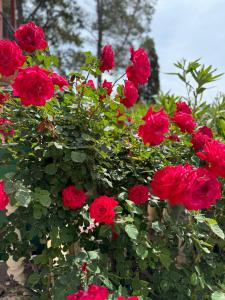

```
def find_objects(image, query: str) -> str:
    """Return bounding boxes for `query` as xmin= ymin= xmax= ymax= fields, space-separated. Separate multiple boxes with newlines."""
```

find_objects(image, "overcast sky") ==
xmin=152 ymin=0 xmax=225 ymax=101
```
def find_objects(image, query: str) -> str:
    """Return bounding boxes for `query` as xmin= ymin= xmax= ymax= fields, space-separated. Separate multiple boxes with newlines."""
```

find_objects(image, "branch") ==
xmin=25 ymin=0 xmax=44 ymax=21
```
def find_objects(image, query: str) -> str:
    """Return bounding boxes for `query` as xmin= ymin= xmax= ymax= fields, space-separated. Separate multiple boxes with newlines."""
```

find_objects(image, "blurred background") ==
xmin=0 ymin=0 xmax=224 ymax=101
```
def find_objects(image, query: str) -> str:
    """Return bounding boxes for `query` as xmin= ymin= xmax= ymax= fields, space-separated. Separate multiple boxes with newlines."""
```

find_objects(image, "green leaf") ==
xmin=28 ymin=273 xmax=40 ymax=286
xmin=159 ymin=250 xmax=172 ymax=270
xmin=206 ymin=219 xmax=224 ymax=239
xmin=34 ymin=188 xmax=52 ymax=207
xmin=45 ymin=163 xmax=58 ymax=175
xmin=152 ymin=221 xmax=163 ymax=233
xmin=125 ymin=224 xmax=138 ymax=240
xmin=87 ymin=250 xmax=100 ymax=260
xmin=14 ymin=185 xmax=32 ymax=207
xmin=136 ymin=244 xmax=148 ymax=259
xmin=211 ymin=291 xmax=225 ymax=300
xmin=0 ymin=210 xmax=7 ymax=227
xmin=71 ymin=151 xmax=87 ymax=163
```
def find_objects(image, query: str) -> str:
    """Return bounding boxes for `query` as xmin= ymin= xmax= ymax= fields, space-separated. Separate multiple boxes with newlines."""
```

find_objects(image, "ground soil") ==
xmin=0 ymin=263 xmax=32 ymax=300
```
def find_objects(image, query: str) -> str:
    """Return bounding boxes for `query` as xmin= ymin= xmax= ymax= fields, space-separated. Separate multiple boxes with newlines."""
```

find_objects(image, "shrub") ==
xmin=0 ymin=24 xmax=224 ymax=300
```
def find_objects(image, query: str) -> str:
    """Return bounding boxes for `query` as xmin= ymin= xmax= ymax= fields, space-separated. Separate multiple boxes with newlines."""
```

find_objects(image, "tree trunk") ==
xmin=16 ymin=0 xmax=24 ymax=25
xmin=96 ymin=0 xmax=103 ymax=86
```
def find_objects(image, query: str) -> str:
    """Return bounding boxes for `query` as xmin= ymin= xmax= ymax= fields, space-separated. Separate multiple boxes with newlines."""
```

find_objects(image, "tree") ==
xmin=139 ymin=38 xmax=160 ymax=101
xmin=16 ymin=0 xmax=160 ymax=96
xmin=16 ymin=0 xmax=84 ymax=70
xmin=91 ymin=0 xmax=158 ymax=88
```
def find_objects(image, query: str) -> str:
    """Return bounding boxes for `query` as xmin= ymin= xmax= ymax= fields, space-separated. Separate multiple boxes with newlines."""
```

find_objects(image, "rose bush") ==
xmin=0 ymin=23 xmax=224 ymax=300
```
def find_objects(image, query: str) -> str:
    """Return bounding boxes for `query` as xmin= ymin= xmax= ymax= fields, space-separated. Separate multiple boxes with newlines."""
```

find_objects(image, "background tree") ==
xmin=139 ymin=38 xmax=160 ymax=101
xmin=16 ymin=0 xmax=159 ymax=97
xmin=91 ymin=0 xmax=159 ymax=91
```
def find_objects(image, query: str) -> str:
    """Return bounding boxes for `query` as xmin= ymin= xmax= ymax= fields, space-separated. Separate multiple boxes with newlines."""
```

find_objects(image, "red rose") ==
xmin=128 ymin=184 xmax=150 ymax=205
xmin=102 ymin=79 xmax=113 ymax=95
xmin=85 ymin=79 xmax=95 ymax=89
xmin=172 ymin=111 xmax=196 ymax=133
xmin=191 ymin=126 xmax=213 ymax=152
xmin=118 ymin=297 xmax=139 ymax=300
xmin=183 ymin=167 xmax=221 ymax=210
xmin=0 ymin=40 xmax=26 ymax=76
xmin=14 ymin=21 xmax=47 ymax=53
xmin=197 ymin=139 xmax=225 ymax=178
xmin=12 ymin=66 xmax=54 ymax=106
xmin=67 ymin=284 xmax=109 ymax=300
xmin=176 ymin=101 xmax=192 ymax=114
xmin=120 ymin=80 xmax=139 ymax=108
xmin=138 ymin=107 xmax=169 ymax=146
xmin=62 ymin=185 xmax=86 ymax=210
xmin=151 ymin=165 xmax=221 ymax=210
xmin=126 ymin=47 xmax=151 ymax=86
xmin=0 ymin=118 xmax=14 ymax=136
xmin=89 ymin=195 xmax=118 ymax=224
xmin=151 ymin=165 xmax=191 ymax=205
xmin=0 ymin=181 xmax=9 ymax=210
xmin=51 ymin=72 xmax=68 ymax=90
xmin=100 ymin=45 xmax=115 ymax=72
xmin=0 ymin=93 xmax=9 ymax=105
xmin=168 ymin=134 xmax=180 ymax=142
xmin=198 ymin=125 xmax=213 ymax=137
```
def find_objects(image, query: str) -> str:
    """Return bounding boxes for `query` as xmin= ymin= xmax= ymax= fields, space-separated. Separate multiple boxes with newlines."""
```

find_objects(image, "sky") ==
xmin=152 ymin=0 xmax=225 ymax=101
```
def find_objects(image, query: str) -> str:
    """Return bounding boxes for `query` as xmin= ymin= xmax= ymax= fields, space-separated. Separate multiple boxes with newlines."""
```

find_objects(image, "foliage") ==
xmin=0 ymin=45 xmax=225 ymax=300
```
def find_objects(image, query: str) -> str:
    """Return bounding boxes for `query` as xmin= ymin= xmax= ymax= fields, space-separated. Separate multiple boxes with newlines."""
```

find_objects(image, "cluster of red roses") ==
xmin=67 ymin=284 xmax=138 ymax=300
xmin=121 ymin=47 xmax=151 ymax=108
xmin=83 ymin=44 xmax=151 ymax=109
xmin=62 ymin=184 xmax=151 ymax=225
xmin=0 ymin=22 xmax=68 ymax=106
xmin=152 ymin=165 xmax=221 ymax=210
xmin=138 ymin=100 xmax=224 ymax=210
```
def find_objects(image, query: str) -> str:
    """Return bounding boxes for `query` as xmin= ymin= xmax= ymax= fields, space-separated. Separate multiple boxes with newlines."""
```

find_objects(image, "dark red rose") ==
xmin=62 ymin=185 xmax=86 ymax=210
xmin=183 ymin=167 xmax=221 ymax=210
xmin=0 ymin=118 xmax=14 ymax=136
xmin=172 ymin=111 xmax=196 ymax=133
xmin=102 ymin=79 xmax=113 ymax=95
xmin=12 ymin=66 xmax=54 ymax=106
xmin=197 ymin=139 xmax=225 ymax=178
xmin=176 ymin=101 xmax=192 ymax=114
xmin=14 ymin=21 xmax=47 ymax=53
xmin=51 ymin=72 xmax=68 ymax=90
xmin=0 ymin=40 xmax=26 ymax=76
xmin=126 ymin=47 xmax=151 ymax=86
xmin=120 ymin=80 xmax=139 ymax=108
xmin=138 ymin=107 xmax=169 ymax=146
xmin=168 ymin=134 xmax=180 ymax=142
xmin=67 ymin=284 xmax=109 ymax=300
xmin=0 ymin=181 xmax=9 ymax=210
xmin=191 ymin=126 xmax=213 ymax=152
xmin=89 ymin=195 xmax=118 ymax=224
xmin=0 ymin=93 xmax=9 ymax=105
xmin=100 ymin=45 xmax=115 ymax=72
xmin=128 ymin=184 xmax=150 ymax=205
xmin=198 ymin=125 xmax=213 ymax=137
